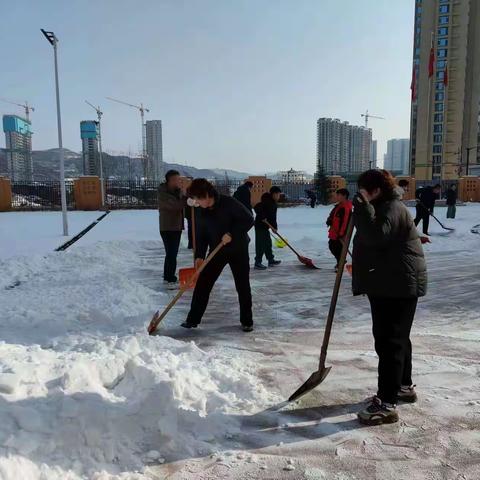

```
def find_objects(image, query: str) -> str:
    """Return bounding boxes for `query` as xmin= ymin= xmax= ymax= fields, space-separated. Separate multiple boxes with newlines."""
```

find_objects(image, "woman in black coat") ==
xmin=352 ymin=170 xmax=427 ymax=426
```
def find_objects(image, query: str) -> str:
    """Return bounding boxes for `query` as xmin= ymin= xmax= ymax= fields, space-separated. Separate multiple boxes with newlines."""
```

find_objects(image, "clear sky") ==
xmin=0 ymin=0 xmax=414 ymax=173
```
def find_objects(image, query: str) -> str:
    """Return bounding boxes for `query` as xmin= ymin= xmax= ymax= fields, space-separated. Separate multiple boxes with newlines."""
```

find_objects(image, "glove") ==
xmin=187 ymin=198 xmax=199 ymax=207
xmin=420 ymin=236 xmax=431 ymax=244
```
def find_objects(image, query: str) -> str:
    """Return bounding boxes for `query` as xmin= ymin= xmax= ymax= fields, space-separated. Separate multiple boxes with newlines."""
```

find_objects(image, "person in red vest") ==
xmin=326 ymin=188 xmax=352 ymax=271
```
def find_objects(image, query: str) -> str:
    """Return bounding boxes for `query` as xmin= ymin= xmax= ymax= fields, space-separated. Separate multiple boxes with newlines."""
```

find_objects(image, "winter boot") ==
xmin=268 ymin=259 xmax=282 ymax=266
xmin=180 ymin=321 xmax=198 ymax=329
xmin=242 ymin=325 xmax=254 ymax=332
xmin=397 ymin=384 xmax=418 ymax=403
xmin=357 ymin=396 xmax=399 ymax=425
xmin=254 ymin=262 xmax=267 ymax=270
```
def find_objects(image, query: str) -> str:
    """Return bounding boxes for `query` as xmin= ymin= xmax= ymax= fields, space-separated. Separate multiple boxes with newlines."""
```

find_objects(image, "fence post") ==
xmin=0 ymin=177 xmax=12 ymax=211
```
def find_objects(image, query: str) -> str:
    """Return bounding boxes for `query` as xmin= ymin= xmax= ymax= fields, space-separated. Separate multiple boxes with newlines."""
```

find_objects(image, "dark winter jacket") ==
xmin=233 ymin=184 xmax=253 ymax=212
xmin=327 ymin=200 xmax=352 ymax=240
xmin=195 ymin=194 xmax=254 ymax=259
xmin=158 ymin=183 xmax=185 ymax=231
xmin=416 ymin=186 xmax=438 ymax=211
xmin=352 ymin=191 xmax=427 ymax=298
xmin=254 ymin=192 xmax=278 ymax=230
xmin=445 ymin=188 xmax=457 ymax=206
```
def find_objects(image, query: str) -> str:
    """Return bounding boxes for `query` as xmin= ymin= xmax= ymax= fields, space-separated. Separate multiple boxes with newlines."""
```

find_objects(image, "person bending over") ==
xmin=254 ymin=186 xmax=282 ymax=270
xmin=182 ymin=179 xmax=255 ymax=332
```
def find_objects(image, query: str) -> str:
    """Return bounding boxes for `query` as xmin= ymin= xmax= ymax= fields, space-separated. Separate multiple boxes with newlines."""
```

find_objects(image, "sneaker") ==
xmin=180 ymin=321 xmax=198 ymax=329
xmin=242 ymin=325 xmax=254 ymax=332
xmin=268 ymin=260 xmax=281 ymax=266
xmin=398 ymin=384 xmax=418 ymax=403
xmin=357 ymin=396 xmax=399 ymax=425
xmin=254 ymin=263 xmax=267 ymax=270
xmin=166 ymin=282 xmax=177 ymax=290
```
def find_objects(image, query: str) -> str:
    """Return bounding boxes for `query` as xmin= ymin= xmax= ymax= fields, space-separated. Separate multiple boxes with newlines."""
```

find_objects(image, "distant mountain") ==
xmin=0 ymin=148 xmax=252 ymax=181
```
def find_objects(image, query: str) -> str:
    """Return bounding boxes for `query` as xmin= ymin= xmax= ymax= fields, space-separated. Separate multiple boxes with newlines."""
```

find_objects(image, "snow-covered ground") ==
xmin=0 ymin=204 xmax=479 ymax=480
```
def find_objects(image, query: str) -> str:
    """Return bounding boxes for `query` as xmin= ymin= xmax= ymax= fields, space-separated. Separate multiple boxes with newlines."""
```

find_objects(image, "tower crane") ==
xmin=0 ymin=98 xmax=35 ymax=121
xmin=361 ymin=110 xmax=384 ymax=128
xmin=106 ymin=97 xmax=150 ymax=178
xmin=85 ymin=100 xmax=105 ymax=206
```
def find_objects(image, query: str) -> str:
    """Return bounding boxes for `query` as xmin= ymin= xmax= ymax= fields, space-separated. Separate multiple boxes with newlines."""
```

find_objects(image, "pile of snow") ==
xmin=0 ymin=241 xmax=278 ymax=479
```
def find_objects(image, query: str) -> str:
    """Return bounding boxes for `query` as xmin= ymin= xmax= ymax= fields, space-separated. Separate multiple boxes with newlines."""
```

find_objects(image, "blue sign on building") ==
xmin=2 ymin=115 xmax=32 ymax=135
xmin=80 ymin=120 xmax=99 ymax=139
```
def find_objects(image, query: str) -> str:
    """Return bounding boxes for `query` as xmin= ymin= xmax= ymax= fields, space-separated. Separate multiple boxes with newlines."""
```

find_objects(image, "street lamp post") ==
xmin=41 ymin=28 xmax=69 ymax=236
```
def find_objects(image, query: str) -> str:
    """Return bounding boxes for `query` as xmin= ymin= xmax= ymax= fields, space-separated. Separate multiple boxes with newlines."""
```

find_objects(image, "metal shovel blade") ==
xmin=288 ymin=366 xmax=332 ymax=402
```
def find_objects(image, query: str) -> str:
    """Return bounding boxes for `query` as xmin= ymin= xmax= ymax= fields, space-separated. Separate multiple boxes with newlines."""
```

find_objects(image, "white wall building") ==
xmin=384 ymin=138 xmax=410 ymax=175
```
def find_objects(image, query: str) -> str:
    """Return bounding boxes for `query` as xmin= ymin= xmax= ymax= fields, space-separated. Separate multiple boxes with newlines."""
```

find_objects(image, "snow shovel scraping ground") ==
xmin=264 ymin=221 xmax=319 ymax=269
xmin=289 ymin=216 xmax=354 ymax=402
xmin=148 ymin=242 xmax=224 ymax=335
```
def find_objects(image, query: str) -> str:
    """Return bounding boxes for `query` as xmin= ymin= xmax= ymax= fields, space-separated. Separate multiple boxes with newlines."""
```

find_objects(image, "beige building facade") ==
xmin=410 ymin=0 xmax=480 ymax=181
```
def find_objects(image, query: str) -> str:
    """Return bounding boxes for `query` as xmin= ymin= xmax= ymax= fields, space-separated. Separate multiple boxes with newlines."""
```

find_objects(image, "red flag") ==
xmin=428 ymin=46 xmax=435 ymax=77
xmin=443 ymin=63 xmax=448 ymax=86
xmin=410 ymin=65 xmax=417 ymax=101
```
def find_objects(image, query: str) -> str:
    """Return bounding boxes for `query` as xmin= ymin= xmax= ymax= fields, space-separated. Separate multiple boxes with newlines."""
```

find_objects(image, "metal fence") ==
xmin=8 ymin=179 xmax=331 ymax=211
xmin=11 ymin=181 xmax=76 ymax=211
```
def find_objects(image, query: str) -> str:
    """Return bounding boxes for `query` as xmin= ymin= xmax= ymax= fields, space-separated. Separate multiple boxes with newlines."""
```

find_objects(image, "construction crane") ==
xmin=106 ymin=97 xmax=150 ymax=178
xmin=0 ymin=98 xmax=35 ymax=121
xmin=361 ymin=110 xmax=384 ymax=128
xmin=85 ymin=100 xmax=105 ymax=206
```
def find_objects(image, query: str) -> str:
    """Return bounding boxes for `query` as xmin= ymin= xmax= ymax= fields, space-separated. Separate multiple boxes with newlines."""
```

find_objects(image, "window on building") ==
xmin=415 ymin=47 xmax=421 ymax=57
xmin=434 ymin=124 xmax=443 ymax=133
xmin=439 ymin=15 xmax=449 ymax=25
xmin=433 ymin=145 xmax=443 ymax=153
xmin=435 ymin=92 xmax=445 ymax=101
xmin=433 ymin=134 xmax=443 ymax=143
xmin=435 ymin=103 xmax=444 ymax=112
xmin=433 ymin=155 xmax=442 ymax=163
xmin=438 ymin=38 xmax=448 ymax=47
xmin=434 ymin=113 xmax=444 ymax=122
xmin=437 ymin=60 xmax=446 ymax=69
xmin=437 ymin=49 xmax=447 ymax=57
xmin=436 ymin=82 xmax=445 ymax=91
xmin=439 ymin=5 xmax=449 ymax=13
xmin=416 ymin=6 xmax=422 ymax=13
xmin=438 ymin=27 xmax=448 ymax=36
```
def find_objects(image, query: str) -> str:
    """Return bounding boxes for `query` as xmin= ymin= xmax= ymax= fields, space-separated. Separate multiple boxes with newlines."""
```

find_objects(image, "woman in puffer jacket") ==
xmin=352 ymin=169 xmax=427 ymax=426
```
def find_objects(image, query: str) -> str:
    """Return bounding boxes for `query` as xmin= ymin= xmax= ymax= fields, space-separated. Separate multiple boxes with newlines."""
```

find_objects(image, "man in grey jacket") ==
xmin=158 ymin=170 xmax=186 ymax=286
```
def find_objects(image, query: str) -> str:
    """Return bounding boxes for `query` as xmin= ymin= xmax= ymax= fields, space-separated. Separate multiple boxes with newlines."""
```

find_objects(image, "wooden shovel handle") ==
xmin=264 ymin=220 xmax=302 ymax=258
xmin=148 ymin=241 xmax=224 ymax=334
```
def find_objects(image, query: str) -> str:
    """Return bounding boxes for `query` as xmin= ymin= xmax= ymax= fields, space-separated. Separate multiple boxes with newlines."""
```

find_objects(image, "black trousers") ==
xmin=328 ymin=239 xmax=343 ymax=266
xmin=414 ymin=205 xmax=430 ymax=234
xmin=368 ymin=296 xmax=418 ymax=404
xmin=186 ymin=245 xmax=253 ymax=327
xmin=255 ymin=228 xmax=274 ymax=264
xmin=187 ymin=217 xmax=193 ymax=249
xmin=160 ymin=231 xmax=182 ymax=282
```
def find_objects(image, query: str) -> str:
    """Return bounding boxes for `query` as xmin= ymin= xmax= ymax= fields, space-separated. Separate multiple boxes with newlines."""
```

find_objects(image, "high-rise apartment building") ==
xmin=2 ymin=115 xmax=33 ymax=181
xmin=316 ymin=118 xmax=372 ymax=175
xmin=80 ymin=121 xmax=100 ymax=176
xmin=146 ymin=120 xmax=163 ymax=181
xmin=371 ymin=140 xmax=378 ymax=169
xmin=409 ymin=0 xmax=480 ymax=180
xmin=384 ymin=139 xmax=410 ymax=175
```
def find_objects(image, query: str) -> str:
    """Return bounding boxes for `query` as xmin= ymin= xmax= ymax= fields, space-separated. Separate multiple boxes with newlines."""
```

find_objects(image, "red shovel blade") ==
xmin=298 ymin=255 xmax=320 ymax=270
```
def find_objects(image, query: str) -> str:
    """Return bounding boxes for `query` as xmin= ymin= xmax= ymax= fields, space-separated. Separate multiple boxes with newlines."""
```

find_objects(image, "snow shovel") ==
xmin=264 ymin=221 xmax=319 ymax=269
xmin=288 ymin=215 xmax=354 ymax=402
xmin=148 ymin=242 xmax=224 ymax=335
xmin=418 ymin=201 xmax=455 ymax=231
xmin=179 ymin=206 xmax=197 ymax=289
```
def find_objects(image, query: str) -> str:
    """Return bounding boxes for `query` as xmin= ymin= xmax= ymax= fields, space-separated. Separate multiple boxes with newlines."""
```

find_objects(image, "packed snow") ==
xmin=0 ymin=204 xmax=479 ymax=479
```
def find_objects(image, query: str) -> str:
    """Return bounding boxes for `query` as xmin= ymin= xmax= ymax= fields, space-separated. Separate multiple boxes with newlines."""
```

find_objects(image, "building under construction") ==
xmin=80 ymin=120 xmax=100 ymax=176
xmin=2 ymin=114 xmax=33 ymax=181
